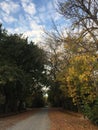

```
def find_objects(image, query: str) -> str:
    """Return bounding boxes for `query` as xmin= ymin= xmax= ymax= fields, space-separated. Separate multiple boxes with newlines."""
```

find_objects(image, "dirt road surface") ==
xmin=0 ymin=108 xmax=98 ymax=130
xmin=6 ymin=108 xmax=50 ymax=130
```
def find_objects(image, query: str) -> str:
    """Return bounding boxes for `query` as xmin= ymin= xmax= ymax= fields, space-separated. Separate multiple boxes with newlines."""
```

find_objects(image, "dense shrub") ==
xmin=83 ymin=97 xmax=98 ymax=125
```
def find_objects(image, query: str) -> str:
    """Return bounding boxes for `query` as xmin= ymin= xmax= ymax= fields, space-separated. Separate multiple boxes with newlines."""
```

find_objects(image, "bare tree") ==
xmin=58 ymin=0 xmax=98 ymax=50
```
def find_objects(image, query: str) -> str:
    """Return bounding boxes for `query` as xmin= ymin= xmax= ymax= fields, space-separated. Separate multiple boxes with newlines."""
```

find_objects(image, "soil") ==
xmin=49 ymin=108 xmax=98 ymax=130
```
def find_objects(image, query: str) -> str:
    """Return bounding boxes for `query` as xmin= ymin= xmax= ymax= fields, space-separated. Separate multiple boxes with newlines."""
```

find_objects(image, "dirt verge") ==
xmin=49 ymin=108 xmax=98 ymax=130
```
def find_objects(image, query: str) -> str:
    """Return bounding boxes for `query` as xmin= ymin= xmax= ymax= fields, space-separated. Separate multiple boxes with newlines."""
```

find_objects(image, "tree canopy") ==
xmin=0 ymin=24 xmax=47 ymax=112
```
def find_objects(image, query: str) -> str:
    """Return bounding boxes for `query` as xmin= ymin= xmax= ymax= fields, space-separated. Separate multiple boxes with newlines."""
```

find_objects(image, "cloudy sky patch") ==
xmin=0 ymin=0 xmax=66 ymax=43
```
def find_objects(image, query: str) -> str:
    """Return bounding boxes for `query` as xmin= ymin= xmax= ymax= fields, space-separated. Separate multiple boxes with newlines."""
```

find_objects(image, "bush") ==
xmin=62 ymin=97 xmax=78 ymax=112
xmin=91 ymin=97 xmax=98 ymax=125
xmin=83 ymin=97 xmax=98 ymax=125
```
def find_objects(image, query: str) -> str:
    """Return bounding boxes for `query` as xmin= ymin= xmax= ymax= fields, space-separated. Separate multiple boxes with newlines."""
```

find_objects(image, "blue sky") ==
xmin=0 ymin=0 xmax=68 ymax=43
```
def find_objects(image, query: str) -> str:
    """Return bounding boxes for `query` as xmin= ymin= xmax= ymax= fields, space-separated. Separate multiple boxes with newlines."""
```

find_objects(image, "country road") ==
xmin=0 ymin=108 xmax=98 ymax=130
xmin=7 ymin=108 xmax=50 ymax=130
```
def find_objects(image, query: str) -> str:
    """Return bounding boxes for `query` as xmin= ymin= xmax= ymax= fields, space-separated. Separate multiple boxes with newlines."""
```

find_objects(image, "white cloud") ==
xmin=1 ymin=12 xmax=16 ymax=23
xmin=39 ymin=6 xmax=46 ymax=13
xmin=0 ymin=0 xmax=20 ymax=23
xmin=37 ymin=0 xmax=62 ymax=25
xmin=21 ymin=0 xmax=36 ymax=15
xmin=23 ymin=29 xmax=44 ymax=43
xmin=8 ymin=27 xmax=25 ymax=34
xmin=23 ymin=21 xmax=44 ymax=43
xmin=23 ymin=3 xmax=36 ymax=15
xmin=30 ymin=21 xmax=43 ymax=30
xmin=47 ymin=1 xmax=54 ymax=10
xmin=0 ymin=0 xmax=64 ymax=44
xmin=7 ymin=19 xmax=44 ymax=43
xmin=0 ymin=1 xmax=20 ymax=15
xmin=4 ymin=16 xmax=16 ymax=23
